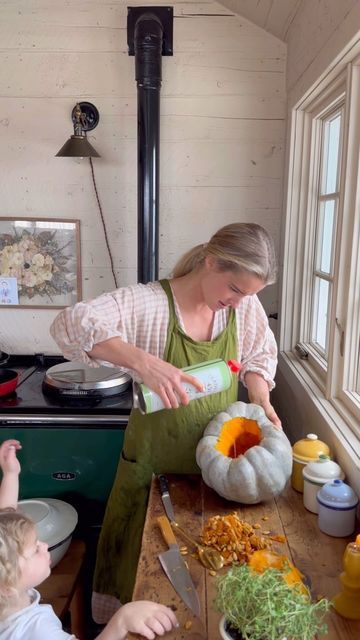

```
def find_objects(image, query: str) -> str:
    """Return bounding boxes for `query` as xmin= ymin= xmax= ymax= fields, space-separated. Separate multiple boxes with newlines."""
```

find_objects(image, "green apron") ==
xmin=93 ymin=279 xmax=238 ymax=604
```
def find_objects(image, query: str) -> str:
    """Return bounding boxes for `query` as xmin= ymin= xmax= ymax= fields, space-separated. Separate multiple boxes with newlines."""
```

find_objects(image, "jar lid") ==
xmin=302 ymin=455 xmax=345 ymax=484
xmin=292 ymin=434 xmax=331 ymax=463
xmin=317 ymin=479 xmax=359 ymax=510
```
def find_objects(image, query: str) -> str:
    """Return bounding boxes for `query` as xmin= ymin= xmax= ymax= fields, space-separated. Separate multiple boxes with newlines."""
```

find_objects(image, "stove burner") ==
xmin=43 ymin=362 xmax=132 ymax=398
xmin=0 ymin=354 xmax=133 ymax=416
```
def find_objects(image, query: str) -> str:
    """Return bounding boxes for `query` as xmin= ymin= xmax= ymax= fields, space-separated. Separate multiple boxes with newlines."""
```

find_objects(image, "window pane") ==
xmin=316 ymin=200 xmax=335 ymax=274
xmin=311 ymin=277 xmax=329 ymax=352
xmin=321 ymin=113 xmax=341 ymax=195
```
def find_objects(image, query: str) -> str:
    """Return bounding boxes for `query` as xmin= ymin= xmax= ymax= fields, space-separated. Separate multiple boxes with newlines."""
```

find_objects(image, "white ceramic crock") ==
xmin=302 ymin=455 xmax=345 ymax=514
xmin=317 ymin=479 xmax=359 ymax=537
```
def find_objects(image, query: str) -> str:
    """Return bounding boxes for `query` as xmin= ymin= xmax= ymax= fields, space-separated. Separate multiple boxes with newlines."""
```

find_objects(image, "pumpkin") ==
xmin=249 ymin=550 xmax=309 ymax=595
xmin=195 ymin=401 xmax=292 ymax=504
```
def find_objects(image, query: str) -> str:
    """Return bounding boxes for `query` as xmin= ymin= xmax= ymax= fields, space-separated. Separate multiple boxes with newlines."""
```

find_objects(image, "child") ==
xmin=0 ymin=441 xmax=178 ymax=640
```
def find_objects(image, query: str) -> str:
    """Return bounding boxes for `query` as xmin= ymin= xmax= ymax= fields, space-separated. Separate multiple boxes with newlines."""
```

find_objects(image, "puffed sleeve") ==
xmin=50 ymin=282 xmax=169 ymax=367
xmin=50 ymin=288 xmax=136 ymax=366
xmin=236 ymin=295 xmax=278 ymax=390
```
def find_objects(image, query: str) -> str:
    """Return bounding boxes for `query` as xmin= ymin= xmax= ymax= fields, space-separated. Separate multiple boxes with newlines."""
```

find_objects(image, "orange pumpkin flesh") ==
xmin=249 ymin=550 xmax=309 ymax=595
xmin=215 ymin=417 xmax=262 ymax=458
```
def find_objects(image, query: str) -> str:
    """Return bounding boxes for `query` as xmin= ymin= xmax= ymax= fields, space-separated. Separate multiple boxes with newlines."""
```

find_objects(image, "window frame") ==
xmin=280 ymin=54 xmax=360 ymax=439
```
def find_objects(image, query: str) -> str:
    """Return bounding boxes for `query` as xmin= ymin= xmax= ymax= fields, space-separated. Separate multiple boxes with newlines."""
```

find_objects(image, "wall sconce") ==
xmin=56 ymin=102 xmax=101 ymax=158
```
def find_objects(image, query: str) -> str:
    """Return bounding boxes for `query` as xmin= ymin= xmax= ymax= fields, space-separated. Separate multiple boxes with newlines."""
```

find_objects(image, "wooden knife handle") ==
xmin=157 ymin=515 xmax=177 ymax=547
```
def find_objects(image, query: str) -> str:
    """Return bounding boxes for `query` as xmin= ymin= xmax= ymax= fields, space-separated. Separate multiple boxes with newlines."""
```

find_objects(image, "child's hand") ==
xmin=120 ymin=601 xmax=178 ymax=638
xmin=0 ymin=440 xmax=21 ymax=475
xmin=101 ymin=601 xmax=179 ymax=640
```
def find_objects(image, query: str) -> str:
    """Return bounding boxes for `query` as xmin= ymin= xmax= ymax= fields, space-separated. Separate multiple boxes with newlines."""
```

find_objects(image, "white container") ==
xmin=303 ymin=455 xmax=345 ymax=514
xmin=317 ymin=480 xmax=359 ymax=537
xmin=18 ymin=498 xmax=78 ymax=567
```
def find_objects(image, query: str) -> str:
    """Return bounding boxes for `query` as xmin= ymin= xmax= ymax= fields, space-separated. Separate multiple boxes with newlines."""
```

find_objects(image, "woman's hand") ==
xmin=244 ymin=372 xmax=282 ymax=428
xmin=97 ymin=601 xmax=179 ymax=640
xmin=88 ymin=338 xmax=204 ymax=409
xmin=140 ymin=353 xmax=204 ymax=409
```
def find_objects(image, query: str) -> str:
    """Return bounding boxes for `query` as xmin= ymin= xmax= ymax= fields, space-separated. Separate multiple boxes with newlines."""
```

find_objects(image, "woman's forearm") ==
xmin=245 ymin=372 xmax=281 ymax=427
xmin=245 ymin=372 xmax=271 ymax=404
xmin=88 ymin=336 xmax=148 ymax=375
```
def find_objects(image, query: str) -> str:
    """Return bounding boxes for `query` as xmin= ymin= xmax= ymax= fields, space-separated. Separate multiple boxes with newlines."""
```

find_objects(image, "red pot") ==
xmin=0 ymin=370 xmax=19 ymax=397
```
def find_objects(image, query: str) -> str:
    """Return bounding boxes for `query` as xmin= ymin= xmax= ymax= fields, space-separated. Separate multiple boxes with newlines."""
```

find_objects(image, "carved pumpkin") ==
xmin=196 ymin=401 xmax=292 ymax=504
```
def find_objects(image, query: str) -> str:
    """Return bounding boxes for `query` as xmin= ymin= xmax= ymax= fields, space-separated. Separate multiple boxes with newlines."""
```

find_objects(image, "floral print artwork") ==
xmin=0 ymin=219 xmax=80 ymax=307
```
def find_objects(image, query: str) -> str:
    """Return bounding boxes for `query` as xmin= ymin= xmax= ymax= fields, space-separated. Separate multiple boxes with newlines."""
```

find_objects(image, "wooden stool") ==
xmin=40 ymin=539 xmax=86 ymax=640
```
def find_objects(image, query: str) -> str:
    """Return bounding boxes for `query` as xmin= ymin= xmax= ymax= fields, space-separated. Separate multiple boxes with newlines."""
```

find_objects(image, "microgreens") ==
xmin=215 ymin=565 xmax=330 ymax=640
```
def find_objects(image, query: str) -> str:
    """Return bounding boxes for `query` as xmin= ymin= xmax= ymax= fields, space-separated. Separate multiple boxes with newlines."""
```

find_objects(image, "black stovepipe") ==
xmin=134 ymin=13 xmax=163 ymax=284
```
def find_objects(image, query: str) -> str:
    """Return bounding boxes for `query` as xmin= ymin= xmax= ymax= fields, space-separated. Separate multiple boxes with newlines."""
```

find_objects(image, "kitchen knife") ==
xmin=158 ymin=474 xmax=175 ymax=522
xmin=157 ymin=515 xmax=201 ymax=617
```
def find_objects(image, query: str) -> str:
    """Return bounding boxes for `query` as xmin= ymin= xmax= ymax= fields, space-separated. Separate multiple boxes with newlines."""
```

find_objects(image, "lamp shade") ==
xmin=56 ymin=134 xmax=100 ymax=158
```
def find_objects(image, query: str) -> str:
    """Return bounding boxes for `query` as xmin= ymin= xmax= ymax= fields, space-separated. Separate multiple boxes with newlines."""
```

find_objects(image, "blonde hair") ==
xmin=0 ymin=509 xmax=34 ymax=619
xmin=172 ymin=223 xmax=277 ymax=284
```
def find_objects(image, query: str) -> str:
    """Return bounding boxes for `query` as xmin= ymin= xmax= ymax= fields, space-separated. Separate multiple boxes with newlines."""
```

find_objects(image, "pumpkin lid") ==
xmin=292 ymin=433 xmax=331 ymax=463
xmin=302 ymin=454 xmax=344 ymax=483
xmin=317 ymin=479 xmax=359 ymax=509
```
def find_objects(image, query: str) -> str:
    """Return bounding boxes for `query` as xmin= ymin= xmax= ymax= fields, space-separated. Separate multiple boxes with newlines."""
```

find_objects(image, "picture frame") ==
xmin=0 ymin=217 xmax=81 ymax=308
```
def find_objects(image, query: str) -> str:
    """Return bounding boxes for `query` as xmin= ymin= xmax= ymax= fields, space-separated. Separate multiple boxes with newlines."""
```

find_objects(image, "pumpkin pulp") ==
xmin=215 ymin=417 xmax=262 ymax=458
xmin=249 ymin=550 xmax=309 ymax=595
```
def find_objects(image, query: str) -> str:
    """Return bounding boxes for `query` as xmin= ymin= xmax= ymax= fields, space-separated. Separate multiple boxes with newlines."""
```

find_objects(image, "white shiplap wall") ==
xmin=0 ymin=0 xmax=285 ymax=355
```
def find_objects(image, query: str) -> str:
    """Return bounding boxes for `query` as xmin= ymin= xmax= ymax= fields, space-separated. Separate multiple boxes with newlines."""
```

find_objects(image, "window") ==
xmin=281 ymin=54 xmax=360 ymax=437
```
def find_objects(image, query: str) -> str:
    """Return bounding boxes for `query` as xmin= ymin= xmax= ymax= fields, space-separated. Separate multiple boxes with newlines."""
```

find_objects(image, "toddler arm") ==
xmin=0 ymin=439 xmax=21 ymax=509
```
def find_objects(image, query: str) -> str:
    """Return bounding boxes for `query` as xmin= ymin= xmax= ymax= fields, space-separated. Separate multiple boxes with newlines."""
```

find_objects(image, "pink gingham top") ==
xmin=50 ymin=281 xmax=277 ymax=390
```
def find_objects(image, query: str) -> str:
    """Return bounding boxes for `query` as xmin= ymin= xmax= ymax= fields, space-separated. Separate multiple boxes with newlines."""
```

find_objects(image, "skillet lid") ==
xmin=43 ymin=361 xmax=131 ymax=397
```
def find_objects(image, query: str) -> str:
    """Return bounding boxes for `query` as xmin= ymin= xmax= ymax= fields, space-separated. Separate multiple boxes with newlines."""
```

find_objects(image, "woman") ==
xmin=50 ymin=223 xmax=280 ymax=622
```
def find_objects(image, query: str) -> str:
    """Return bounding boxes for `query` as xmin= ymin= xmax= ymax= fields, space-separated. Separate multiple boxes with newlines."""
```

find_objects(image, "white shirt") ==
xmin=50 ymin=280 xmax=277 ymax=389
xmin=0 ymin=589 xmax=77 ymax=640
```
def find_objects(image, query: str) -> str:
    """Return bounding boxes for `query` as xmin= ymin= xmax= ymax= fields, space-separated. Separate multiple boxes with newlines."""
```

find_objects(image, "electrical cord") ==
xmin=89 ymin=157 xmax=118 ymax=289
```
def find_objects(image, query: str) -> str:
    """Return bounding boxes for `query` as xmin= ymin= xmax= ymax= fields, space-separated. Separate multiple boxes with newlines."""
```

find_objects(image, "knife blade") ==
xmin=157 ymin=515 xmax=201 ymax=617
xmin=158 ymin=474 xmax=175 ymax=522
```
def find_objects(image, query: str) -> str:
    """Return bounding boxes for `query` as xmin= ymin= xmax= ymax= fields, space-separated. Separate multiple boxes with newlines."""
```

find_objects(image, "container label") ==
xmin=142 ymin=360 xmax=231 ymax=413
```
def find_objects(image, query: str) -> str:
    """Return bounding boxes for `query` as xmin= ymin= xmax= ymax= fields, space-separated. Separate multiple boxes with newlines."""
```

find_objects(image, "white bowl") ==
xmin=18 ymin=498 xmax=78 ymax=567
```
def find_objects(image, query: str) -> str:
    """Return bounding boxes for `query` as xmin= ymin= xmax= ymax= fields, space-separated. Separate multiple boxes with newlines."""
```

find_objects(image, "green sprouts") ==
xmin=215 ymin=565 xmax=330 ymax=640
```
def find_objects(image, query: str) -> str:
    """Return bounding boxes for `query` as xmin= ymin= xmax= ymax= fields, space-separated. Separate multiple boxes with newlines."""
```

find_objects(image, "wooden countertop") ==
xmin=130 ymin=475 xmax=360 ymax=640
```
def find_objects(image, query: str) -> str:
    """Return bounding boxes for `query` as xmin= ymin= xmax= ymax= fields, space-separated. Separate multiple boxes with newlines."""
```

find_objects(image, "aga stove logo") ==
xmin=52 ymin=471 xmax=77 ymax=481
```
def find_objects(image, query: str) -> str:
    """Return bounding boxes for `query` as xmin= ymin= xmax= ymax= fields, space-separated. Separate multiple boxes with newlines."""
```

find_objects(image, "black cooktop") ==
xmin=0 ymin=354 xmax=133 ymax=416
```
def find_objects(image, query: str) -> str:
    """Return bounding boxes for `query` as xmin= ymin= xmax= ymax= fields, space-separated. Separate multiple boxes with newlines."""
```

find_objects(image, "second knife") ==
xmin=157 ymin=514 xmax=201 ymax=617
xmin=158 ymin=474 xmax=175 ymax=522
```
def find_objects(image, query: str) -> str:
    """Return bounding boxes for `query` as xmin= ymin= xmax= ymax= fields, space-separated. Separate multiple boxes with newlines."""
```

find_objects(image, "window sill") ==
xmin=275 ymin=351 xmax=360 ymax=495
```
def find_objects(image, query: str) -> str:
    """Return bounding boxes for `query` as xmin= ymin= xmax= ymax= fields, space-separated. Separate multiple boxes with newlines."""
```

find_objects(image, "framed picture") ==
xmin=0 ymin=218 xmax=81 ymax=308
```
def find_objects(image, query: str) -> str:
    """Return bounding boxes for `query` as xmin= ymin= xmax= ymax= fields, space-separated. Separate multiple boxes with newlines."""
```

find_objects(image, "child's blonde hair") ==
xmin=0 ymin=509 xmax=34 ymax=619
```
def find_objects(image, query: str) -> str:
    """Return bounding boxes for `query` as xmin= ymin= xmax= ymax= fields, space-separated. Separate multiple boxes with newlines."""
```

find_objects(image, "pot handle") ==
xmin=0 ymin=351 xmax=10 ymax=366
